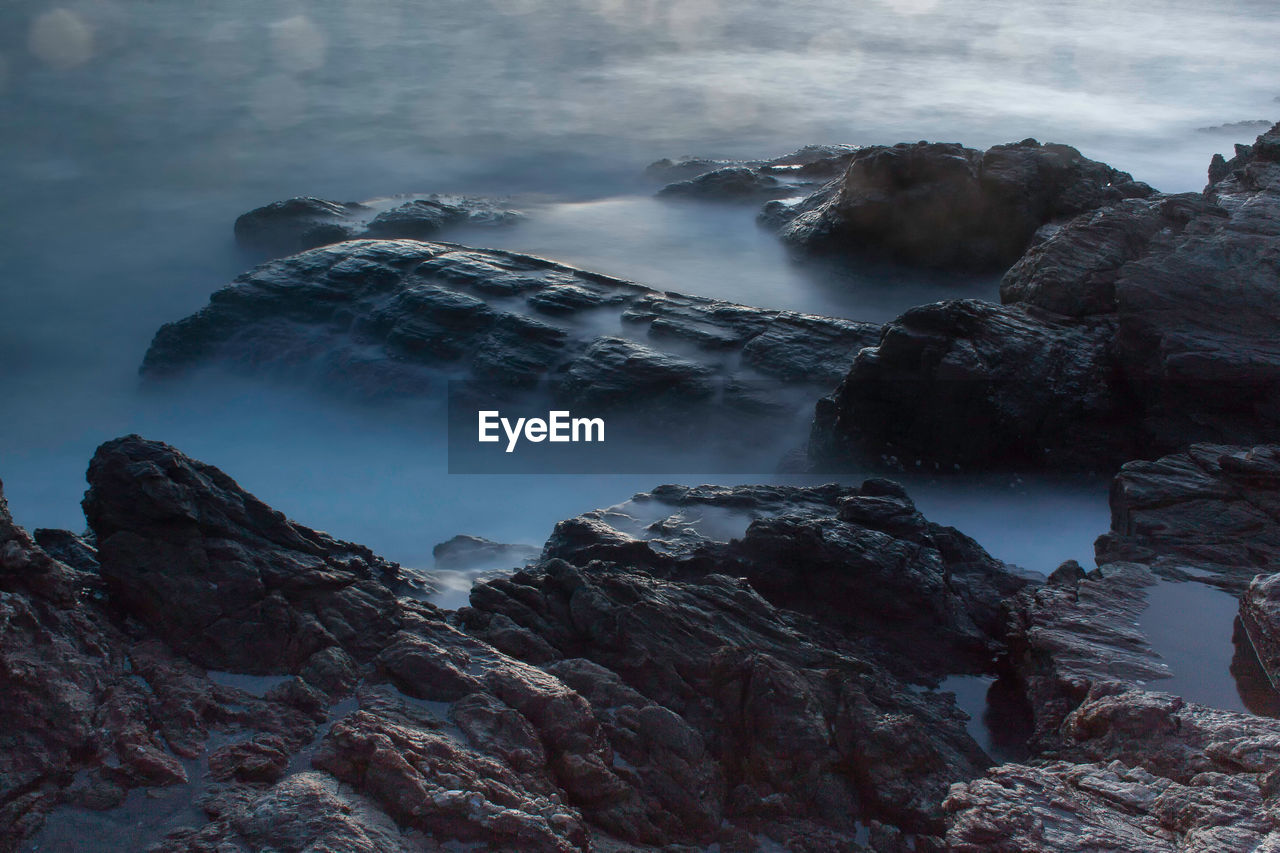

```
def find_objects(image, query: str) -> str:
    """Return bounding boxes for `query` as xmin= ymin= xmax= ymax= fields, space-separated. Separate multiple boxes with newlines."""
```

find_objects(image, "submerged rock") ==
xmin=234 ymin=194 xmax=522 ymax=258
xmin=432 ymin=534 xmax=540 ymax=571
xmin=811 ymin=124 xmax=1280 ymax=471
xmin=657 ymin=166 xmax=791 ymax=201
xmin=770 ymin=138 xmax=1151 ymax=270
xmin=650 ymin=144 xmax=859 ymax=202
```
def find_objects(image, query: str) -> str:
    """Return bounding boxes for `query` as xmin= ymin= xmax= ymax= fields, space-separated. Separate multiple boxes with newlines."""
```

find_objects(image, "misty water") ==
xmin=2 ymin=0 xmax=1278 ymax=719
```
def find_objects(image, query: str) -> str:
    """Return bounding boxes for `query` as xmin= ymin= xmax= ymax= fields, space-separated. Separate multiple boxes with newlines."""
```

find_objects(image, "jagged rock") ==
xmin=141 ymin=239 xmax=878 ymax=461
xmin=809 ymin=299 xmax=1136 ymax=470
xmin=234 ymin=194 xmax=521 ymax=258
xmin=535 ymin=481 xmax=1028 ymax=677
xmin=31 ymin=528 xmax=98 ymax=573
xmin=7 ymin=441 xmax=1020 ymax=850
xmin=811 ymin=124 xmax=1280 ymax=471
xmin=771 ymin=138 xmax=1151 ymax=270
xmin=1098 ymin=444 xmax=1280 ymax=589
xmin=82 ymin=435 xmax=411 ymax=674
xmin=463 ymin=559 xmax=992 ymax=840
xmin=944 ymin=684 xmax=1280 ymax=852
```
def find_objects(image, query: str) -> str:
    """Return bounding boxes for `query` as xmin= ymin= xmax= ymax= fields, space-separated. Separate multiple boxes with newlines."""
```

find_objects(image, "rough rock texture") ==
xmin=812 ymin=124 xmax=1280 ymax=471
xmin=537 ymin=481 xmax=1028 ymax=677
xmin=142 ymin=239 xmax=879 ymax=460
xmin=945 ymin=685 xmax=1280 ymax=852
xmin=5 ymin=440 xmax=1024 ymax=851
xmin=771 ymin=138 xmax=1152 ymax=270
xmin=234 ymin=194 xmax=521 ymax=258
xmin=83 ymin=435 xmax=410 ymax=674
xmin=1099 ymin=444 xmax=1280 ymax=590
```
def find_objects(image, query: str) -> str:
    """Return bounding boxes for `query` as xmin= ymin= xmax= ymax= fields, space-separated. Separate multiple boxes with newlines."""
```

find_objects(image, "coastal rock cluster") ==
xmin=811 ymin=123 xmax=1280 ymax=471
xmin=3 ymin=436 xmax=1030 ymax=851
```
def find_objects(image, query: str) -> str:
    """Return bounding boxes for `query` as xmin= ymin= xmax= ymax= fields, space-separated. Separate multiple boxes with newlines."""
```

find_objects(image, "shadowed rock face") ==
xmin=233 ymin=194 xmax=522 ymax=258
xmin=769 ymin=138 xmax=1152 ymax=270
xmin=83 ymin=435 xmax=409 ymax=675
xmin=5 ymin=439 xmax=1021 ymax=851
xmin=536 ymin=481 xmax=1028 ymax=679
xmin=812 ymin=124 xmax=1280 ymax=472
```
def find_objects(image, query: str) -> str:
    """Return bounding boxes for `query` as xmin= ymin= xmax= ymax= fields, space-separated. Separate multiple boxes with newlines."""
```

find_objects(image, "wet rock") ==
xmin=82 ymin=435 xmax=408 ymax=674
xmin=945 ymin=684 xmax=1280 ymax=852
xmin=31 ymin=528 xmax=99 ymax=573
xmin=141 ymin=239 xmax=878 ymax=460
xmin=811 ymin=124 xmax=1280 ymax=471
xmin=1098 ymin=444 xmax=1280 ymax=589
xmin=463 ymin=558 xmax=992 ymax=840
xmin=234 ymin=194 xmax=521 ymax=258
xmin=645 ymin=144 xmax=857 ymax=186
xmin=773 ymin=139 xmax=1151 ymax=270
xmin=810 ymin=299 xmax=1135 ymax=471
xmin=657 ymin=166 xmax=791 ymax=201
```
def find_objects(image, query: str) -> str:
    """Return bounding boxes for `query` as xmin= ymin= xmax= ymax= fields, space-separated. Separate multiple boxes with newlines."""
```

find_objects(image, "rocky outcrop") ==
xmin=234 ymin=194 xmax=522 ymax=258
xmin=6 ymin=440 xmax=1026 ymax=851
xmin=83 ymin=435 xmax=412 ymax=674
xmin=945 ymin=684 xmax=1280 ymax=852
xmin=537 ymin=481 xmax=1028 ymax=678
xmin=657 ymin=166 xmax=792 ymax=201
xmin=432 ymin=535 xmax=540 ymax=571
xmin=1099 ymin=444 xmax=1280 ymax=589
xmin=770 ymin=138 xmax=1152 ymax=270
xmin=811 ymin=124 xmax=1280 ymax=471
xmin=142 ymin=239 xmax=879 ymax=461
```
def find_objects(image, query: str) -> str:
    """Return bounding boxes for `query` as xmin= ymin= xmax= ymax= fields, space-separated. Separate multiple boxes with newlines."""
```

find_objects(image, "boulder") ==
xmin=772 ymin=139 xmax=1152 ymax=270
xmin=811 ymin=124 xmax=1280 ymax=471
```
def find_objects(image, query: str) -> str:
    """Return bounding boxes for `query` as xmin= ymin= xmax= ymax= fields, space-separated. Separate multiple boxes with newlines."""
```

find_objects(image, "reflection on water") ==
xmin=1141 ymin=579 xmax=1280 ymax=715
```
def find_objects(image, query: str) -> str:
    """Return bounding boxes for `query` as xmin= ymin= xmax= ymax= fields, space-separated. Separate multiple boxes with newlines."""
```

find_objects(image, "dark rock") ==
xmin=31 ymin=528 xmax=99 ymax=573
xmin=141 ymin=239 xmax=879 ymax=461
xmin=645 ymin=144 xmax=857 ymax=186
xmin=773 ymin=139 xmax=1151 ymax=270
xmin=234 ymin=194 xmax=521 ymax=258
xmin=433 ymin=535 xmax=540 ymax=571
xmin=82 ymin=435 xmax=408 ymax=674
xmin=944 ymin=685 xmax=1280 ymax=851
xmin=657 ymin=166 xmax=791 ymax=201
xmin=810 ymin=299 xmax=1136 ymax=470
xmin=1099 ymin=444 xmax=1280 ymax=589
xmin=811 ymin=123 xmax=1280 ymax=471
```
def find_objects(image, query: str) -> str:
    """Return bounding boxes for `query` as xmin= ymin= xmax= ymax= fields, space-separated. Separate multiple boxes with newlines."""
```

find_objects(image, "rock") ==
xmin=82 ymin=435 xmax=410 ymax=674
xmin=141 ymin=239 xmax=879 ymax=462
xmin=536 ymin=481 xmax=1029 ymax=678
xmin=234 ymin=194 xmax=522 ymax=258
xmin=432 ymin=535 xmax=540 ymax=571
xmin=657 ymin=166 xmax=791 ymax=201
xmin=645 ymin=144 xmax=857 ymax=186
xmin=772 ymin=139 xmax=1152 ymax=270
xmin=6 ymin=440 xmax=1022 ymax=850
xmin=31 ymin=528 xmax=99 ymax=573
xmin=809 ymin=299 xmax=1136 ymax=470
xmin=1098 ymin=444 xmax=1280 ymax=589
xmin=944 ymin=684 xmax=1280 ymax=852
xmin=811 ymin=124 xmax=1280 ymax=471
